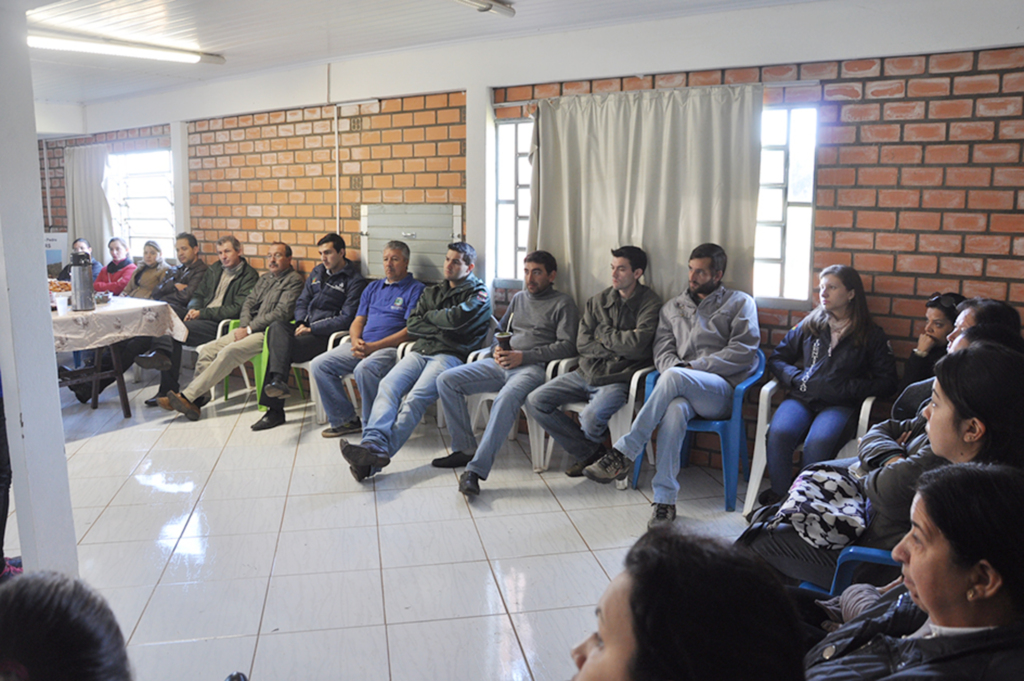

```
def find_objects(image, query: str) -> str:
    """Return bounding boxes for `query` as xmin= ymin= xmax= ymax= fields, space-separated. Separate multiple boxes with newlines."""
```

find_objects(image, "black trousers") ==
xmin=258 ymin=320 xmax=328 ymax=412
xmin=150 ymin=319 xmax=221 ymax=394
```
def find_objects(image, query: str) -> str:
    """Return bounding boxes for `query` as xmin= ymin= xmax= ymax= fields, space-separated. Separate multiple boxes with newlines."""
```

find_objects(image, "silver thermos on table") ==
xmin=70 ymin=251 xmax=96 ymax=311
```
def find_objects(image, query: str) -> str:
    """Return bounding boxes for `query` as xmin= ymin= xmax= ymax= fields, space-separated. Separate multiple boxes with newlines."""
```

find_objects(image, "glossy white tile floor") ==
xmin=9 ymin=368 xmax=755 ymax=681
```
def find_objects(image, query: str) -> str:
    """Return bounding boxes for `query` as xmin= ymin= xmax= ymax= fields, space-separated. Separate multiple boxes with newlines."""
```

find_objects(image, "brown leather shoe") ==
xmin=156 ymin=396 xmax=174 ymax=411
xmin=167 ymin=391 xmax=201 ymax=421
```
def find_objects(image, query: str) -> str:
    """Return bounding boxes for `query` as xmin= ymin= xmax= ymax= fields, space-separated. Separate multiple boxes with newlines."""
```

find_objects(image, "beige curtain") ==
xmin=529 ymin=85 xmax=762 ymax=305
xmin=65 ymin=144 xmax=113 ymax=256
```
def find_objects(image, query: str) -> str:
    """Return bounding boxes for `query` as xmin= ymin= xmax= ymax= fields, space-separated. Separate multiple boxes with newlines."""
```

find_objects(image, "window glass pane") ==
xmin=788 ymin=108 xmax=818 ymax=203
xmin=759 ymin=149 xmax=785 ymax=185
xmin=761 ymin=109 xmax=788 ymax=146
xmin=753 ymin=261 xmax=781 ymax=299
xmin=517 ymin=156 xmax=532 ymax=186
xmin=756 ymin=187 xmax=784 ymax=223
xmin=517 ymin=187 xmax=531 ymax=218
xmin=497 ymin=124 xmax=515 ymax=201
xmin=516 ymin=121 xmax=534 ymax=154
xmin=783 ymin=206 xmax=813 ymax=300
xmin=124 ymin=176 xmax=172 ymax=197
xmin=518 ymin=219 xmax=529 ymax=249
xmin=497 ymin=203 xmax=516 ymax=279
xmin=125 ymin=198 xmax=172 ymax=219
xmin=754 ymin=224 xmax=782 ymax=259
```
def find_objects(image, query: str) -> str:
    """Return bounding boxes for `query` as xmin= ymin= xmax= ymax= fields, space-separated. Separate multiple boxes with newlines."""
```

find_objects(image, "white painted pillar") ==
xmin=170 ymin=121 xmax=191 ymax=236
xmin=0 ymin=2 xmax=79 ymax=575
xmin=464 ymin=84 xmax=494 ymax=284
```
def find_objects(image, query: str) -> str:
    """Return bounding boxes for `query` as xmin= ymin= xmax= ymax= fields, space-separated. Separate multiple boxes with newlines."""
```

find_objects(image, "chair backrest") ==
xmin=731 ymin=348 xmax=767 ymax=415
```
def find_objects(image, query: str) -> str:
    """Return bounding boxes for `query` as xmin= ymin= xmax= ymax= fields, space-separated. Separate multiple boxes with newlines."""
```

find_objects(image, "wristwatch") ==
xmin=912 ymin=348 xmax=929 ymax=358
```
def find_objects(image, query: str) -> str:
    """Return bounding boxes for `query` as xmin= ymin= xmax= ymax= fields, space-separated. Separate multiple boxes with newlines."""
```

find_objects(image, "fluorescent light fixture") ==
xmin=27 ymin=33 xmax=225 ymax=64
xmin=453 ymin=0 xmax=516 ymax=18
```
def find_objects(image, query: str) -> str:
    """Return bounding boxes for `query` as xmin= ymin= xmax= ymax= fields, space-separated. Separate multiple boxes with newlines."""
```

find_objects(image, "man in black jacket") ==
xmin=135 ymin=235 xmax=258 ymax=404
xmin=251 ymin=233 xmax=367 ymax=431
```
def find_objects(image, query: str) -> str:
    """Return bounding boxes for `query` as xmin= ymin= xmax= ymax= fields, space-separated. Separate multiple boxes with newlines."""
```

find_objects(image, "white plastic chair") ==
xmin=466 ymin=351 xmax=576 ymax=472
xmin=295 ymin=331 xmax=348 ymax=425
xmin=741 ymin=379 xmax=877 ymax=518
xmin=542 ymin=362 xmax=658 ymax=485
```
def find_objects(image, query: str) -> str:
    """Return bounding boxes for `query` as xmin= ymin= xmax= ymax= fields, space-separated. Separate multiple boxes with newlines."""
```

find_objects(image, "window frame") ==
xmin=493 ymin=116 xmax=533 ymax=288
xmin=753 ymin=104 xmax=819 ymax=311
xmin=106 ymin=149 xmax=177 ymax=263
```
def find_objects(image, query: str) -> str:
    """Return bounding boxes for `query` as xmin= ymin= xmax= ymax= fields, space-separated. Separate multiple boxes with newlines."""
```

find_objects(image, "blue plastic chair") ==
xmin=629 ymin=348 xmax=766 ymax=511
xmin=799 ymin=546 xmax=900 ymax=597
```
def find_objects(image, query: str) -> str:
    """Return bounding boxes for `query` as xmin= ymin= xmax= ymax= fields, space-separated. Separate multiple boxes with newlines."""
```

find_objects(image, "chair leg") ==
xmin=719 ymin=428 xmax=738 ymax=512
xmin=630 ymin=448 xmax=644 ymax=489
xmin=742 ymin=429 xmax=769 ymax=518
xmin=293 ymin=367 xmax=306 ymax=401
xmin=527 ymin=413 xmax=550 ymax=472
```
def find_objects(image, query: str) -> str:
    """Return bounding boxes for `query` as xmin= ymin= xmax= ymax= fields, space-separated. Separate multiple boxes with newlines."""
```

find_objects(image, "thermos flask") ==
xmin=70 ymin=251 xmax=96 ymax=311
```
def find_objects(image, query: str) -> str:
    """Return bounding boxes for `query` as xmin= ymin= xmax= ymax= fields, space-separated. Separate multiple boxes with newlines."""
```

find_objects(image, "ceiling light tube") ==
xmin=453 ymin=0 xmax=516 ymax=18
xmin=27 ymin=33 xmax=225 ymax=64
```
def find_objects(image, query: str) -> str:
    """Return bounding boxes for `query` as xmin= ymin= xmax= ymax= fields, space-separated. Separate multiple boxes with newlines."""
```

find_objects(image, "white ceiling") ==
xmin=27 ymin=0 xmax=820 ymax=105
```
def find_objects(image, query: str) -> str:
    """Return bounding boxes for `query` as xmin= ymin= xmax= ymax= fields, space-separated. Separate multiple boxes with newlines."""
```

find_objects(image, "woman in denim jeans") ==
xmin=762 ymin=265 xmax=898 ymax=502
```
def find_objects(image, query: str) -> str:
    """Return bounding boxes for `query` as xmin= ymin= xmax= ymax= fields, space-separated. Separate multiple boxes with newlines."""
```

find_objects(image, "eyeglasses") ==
xmin=928 ymin=293 xmax=962 ymax=310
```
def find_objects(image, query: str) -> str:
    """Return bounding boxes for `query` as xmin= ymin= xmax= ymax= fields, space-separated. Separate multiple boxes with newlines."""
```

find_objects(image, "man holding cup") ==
xmin=433 ymin=251 xmax=579 ymax=497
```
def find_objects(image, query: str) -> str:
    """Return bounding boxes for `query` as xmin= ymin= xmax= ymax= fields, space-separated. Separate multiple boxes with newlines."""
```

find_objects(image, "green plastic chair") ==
xmin=222 ymin=320 xmax=304 ymax=410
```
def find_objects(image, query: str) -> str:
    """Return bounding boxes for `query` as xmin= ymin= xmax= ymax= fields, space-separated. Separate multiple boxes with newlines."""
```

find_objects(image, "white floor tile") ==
xmin=183 ymin=496 xmax=286 ymax=537
xmin=273 ymin=526 xmax=380 ymax=574
xmin=69 ymin=475 xmax=126 ymax=508
xmin=80 ymin=501 xmax=195 ymax=545
xmin=475 ymin=511 xmax=588 ymax=560
xmin=131 ymin=578 xmax=268 ymax=644
xmin=379 ymin=518 xmax=486 ymax=569
xmin=280 ymin=491 xmax=377 ymax=531
xmin=387 ymin=614 xmax=531 ymax=681
xmin=375 ymin=486 xmax=472 ymax=526
xmin=77 ymin=540 xmax=175 ymax=589
xmin=492 ymin=552 xmax=608 ymax=613
xmin=163 ymin=533 xmax=279 ymax=584
xmin=262 ymin=570 xmax=384 ymax=634
xmin=201 ymin=467 xmax=291 ymax=500
xmin=66 ymin=450 xmax=148 ymax=478
xmin=129 ymin=635 xmax=257 ymax=681
xmin=371 ymin=457 xmax=459 ymax=491
xmin=288 ymin=464 xmax=368 ymax=495
xmin=566 ymin=505 xmax=651 ymax=551
xmin=383 ymin=561 xmax=504 ymax=624
xmin=98 ymin=584 xmax=156 ymax=639
xmin=216 ymin=444 xmax=297 ymax=470
xmin=511 ymin=607 xmax=594 ymax=681
xmin=464 ymin=478 xmax=564 ymax=517
xmin=252 ymin=627 xmax=390 ymax=681
xmin=109 ymin=470 xmax=208 ymax=506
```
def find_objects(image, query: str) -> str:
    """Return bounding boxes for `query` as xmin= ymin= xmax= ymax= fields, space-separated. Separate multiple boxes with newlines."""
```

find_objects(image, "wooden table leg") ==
xmin=109 ymin=343 xmax=132 ymax=418
xmin=90 ymin=348 xmax=103 ymax=410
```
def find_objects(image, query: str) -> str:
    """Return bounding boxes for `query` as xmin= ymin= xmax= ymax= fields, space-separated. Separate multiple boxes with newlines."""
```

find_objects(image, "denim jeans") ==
xmin=437 ymin=359 xmax=546 ymax=479
xmin=310 ymin=345 xmax=398 ymax=427
xmin=766 ymin=398 xmax=857 ymax=496
xmin=524 ymin=371 xmax=629 ymax=461
xmin=360 ymin=351 xmax=462 ymax=457
xmin=613 ymin=367 xmax=733 ymax=505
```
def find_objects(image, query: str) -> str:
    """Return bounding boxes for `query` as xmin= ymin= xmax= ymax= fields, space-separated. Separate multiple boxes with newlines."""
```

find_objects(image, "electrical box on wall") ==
xmin=360 ymin=205 xmax=462 ymax=284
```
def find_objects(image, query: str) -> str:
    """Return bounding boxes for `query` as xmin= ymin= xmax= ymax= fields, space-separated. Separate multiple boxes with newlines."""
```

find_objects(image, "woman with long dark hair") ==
xmin=763 ymin=264 xmax=898 ymax=501
xmin=93 ymin=237 xmax=137 ymax=296
xmin=805 ymin=464 xmax=1024 ymax=680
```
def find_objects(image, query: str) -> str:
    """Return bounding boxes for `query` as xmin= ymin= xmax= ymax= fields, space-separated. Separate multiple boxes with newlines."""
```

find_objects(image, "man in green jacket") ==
xmin=164 ymin=241 xmax=303 ymax=421
xmin=341 ymin=242 xmax=492 ymax=481
xmin=136 ymin=235 xmax=259 ymax=403
xmin=525 ymin=246 xmax=662 ymax=476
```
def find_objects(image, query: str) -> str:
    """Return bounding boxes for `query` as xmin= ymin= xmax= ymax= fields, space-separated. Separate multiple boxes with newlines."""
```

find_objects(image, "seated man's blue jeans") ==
xmin=613 ymin=367 xmax=733 ymax=505
xmin=437 ymin=359 xmax=546 ymax=479
xmin=524 ymin=371 xmax=629 ymax=461
xmin=361 ymin=351 xmax=462 ymax=457
xmin=310 ymin=345 xmax=398 ymax=427
xmin=766 ymin=398 xmax=857 ymax=497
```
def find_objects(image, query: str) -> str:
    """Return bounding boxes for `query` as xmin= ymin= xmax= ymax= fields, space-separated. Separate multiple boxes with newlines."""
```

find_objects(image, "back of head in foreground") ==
xmin=0 ymin=572 xmax=131 ymax=681
xmin=572 ymin=526 xmax=804 ymax=681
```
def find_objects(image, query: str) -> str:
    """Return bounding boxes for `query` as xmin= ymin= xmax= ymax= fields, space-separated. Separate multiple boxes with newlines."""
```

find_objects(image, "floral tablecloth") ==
xmin=52 ymin=296 xmax=188 ymax=352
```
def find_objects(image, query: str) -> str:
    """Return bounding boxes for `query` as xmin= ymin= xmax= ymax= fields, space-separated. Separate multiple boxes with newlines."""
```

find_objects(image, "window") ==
xmin=494 ymin=118 xmax=533 ymax=281
xmin=753 ymin=107 xmax=818 ymax=303
xmin=106 ymin=150 xmax=176 ymax=258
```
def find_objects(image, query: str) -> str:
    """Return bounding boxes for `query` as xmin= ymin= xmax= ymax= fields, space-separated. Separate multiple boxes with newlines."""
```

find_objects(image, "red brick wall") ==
xmin=39 ymin=126 xmax=172 ymax=231
xmin=188 ymin=94 xmax=466 ymax=275
xmin=494 ymin=46 xmax=1024 ymax=469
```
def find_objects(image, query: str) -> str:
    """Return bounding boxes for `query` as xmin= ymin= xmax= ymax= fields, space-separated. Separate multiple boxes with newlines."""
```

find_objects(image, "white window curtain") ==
xmin=64 ymin=144 xmax=113 ymax=258
xmin=528 ymin=85 xmax=763 ymax=305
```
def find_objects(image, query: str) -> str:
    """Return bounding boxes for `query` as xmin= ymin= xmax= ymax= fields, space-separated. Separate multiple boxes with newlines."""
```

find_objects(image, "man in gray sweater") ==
xmin=433 ymin=251 xmax=580 ymax=497
xmin=165 ymin=242 xmax=304 ymax=421
xmin=525 ymin=246 xmax=662 ymax=477
xmin=583 ymin=243 xmax=760 ymax=529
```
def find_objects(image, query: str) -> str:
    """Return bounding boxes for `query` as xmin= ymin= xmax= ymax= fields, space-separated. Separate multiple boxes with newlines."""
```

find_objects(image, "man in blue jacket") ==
xmin=251 ymin=233 xmax=367 ymax=431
